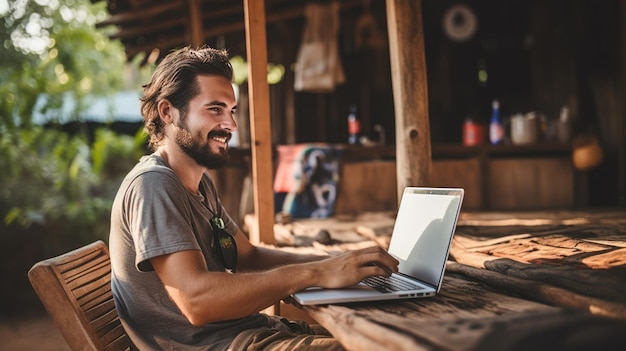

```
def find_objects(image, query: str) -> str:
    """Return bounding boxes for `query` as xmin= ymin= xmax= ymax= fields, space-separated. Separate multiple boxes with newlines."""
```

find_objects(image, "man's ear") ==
xmin=157 ymin=99 xmax=176 ymax=125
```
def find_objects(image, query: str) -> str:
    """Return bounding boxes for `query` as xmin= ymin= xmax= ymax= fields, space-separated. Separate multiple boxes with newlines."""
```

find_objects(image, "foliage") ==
xmin=0 ymin=126 xmax=147 ymax=231
xmin=0 ymin=0 xmax=137 ymax=236
xmin=0 ymin=126 xmax=147 ymax=316
xmin=0 ymin=0 xmax=149 ymax=316
xmin=0 ymin=0 xmax=145 ymax=232
xmin=229 ymin=55 xmax=286 ymax=85
xmin=0 ymin=0 xmax=126 ymax=129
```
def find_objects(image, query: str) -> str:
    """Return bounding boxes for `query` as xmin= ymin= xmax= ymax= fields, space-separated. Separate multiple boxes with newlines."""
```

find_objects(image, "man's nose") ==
xmin=221 ymin=115 xmax=237 ymax=132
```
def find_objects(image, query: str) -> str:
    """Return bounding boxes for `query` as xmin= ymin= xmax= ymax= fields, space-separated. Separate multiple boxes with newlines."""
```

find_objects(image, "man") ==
xmin=109 ymin=46 xmax=398 ymax=350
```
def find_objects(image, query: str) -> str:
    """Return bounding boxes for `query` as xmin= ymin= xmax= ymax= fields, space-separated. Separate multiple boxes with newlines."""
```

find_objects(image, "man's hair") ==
xmin=140 ymin=46 xmax=234 ymax=150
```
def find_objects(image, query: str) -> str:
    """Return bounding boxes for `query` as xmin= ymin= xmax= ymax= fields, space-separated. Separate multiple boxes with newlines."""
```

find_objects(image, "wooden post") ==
xmin=243 ymin=0 xmax=275 ymax=244
xmin=385 ymin=0 xmax=432 ymax=202
xmin=187 ymin=0 xmax=203 ymax=47
xmin=620 ymin=0 xmax=626 ymax=206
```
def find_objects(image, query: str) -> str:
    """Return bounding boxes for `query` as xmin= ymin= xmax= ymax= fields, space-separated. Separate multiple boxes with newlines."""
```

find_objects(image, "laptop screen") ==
xmin=388 ymin=187 xmax=464 ymax=289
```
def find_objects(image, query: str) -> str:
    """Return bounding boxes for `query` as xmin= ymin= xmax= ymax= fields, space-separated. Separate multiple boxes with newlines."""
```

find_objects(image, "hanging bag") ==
xmin=294 ymin=2 xmax=345 ymax=92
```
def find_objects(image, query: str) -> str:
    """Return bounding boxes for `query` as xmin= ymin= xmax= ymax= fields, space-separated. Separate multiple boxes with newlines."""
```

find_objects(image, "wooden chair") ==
xmin=28 ymin=240 xmax=131 ymax=351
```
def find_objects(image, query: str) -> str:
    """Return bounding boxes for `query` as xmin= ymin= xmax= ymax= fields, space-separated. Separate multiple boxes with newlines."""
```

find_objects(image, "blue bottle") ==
xmin=489 ymin=100 xmax=504 ymax=144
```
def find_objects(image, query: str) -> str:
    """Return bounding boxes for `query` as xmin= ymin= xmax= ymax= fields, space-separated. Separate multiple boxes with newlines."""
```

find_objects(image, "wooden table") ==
xmin=264 ymin=210 xmax=626 ymax=350
xmin=299 ymin=275 xmax=625 ymax=351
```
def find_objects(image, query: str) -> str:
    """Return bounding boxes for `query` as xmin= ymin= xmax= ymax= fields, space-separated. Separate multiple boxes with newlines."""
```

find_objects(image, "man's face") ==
xmin=172 ymin=75 xmax=237 ymax=169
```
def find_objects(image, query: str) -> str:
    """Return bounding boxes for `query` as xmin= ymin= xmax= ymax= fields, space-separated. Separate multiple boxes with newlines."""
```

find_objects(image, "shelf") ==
xmin=433 ymin=143 xmax=572 ymax=159
xmin=229 ymin=142 xmax=573 ymax=163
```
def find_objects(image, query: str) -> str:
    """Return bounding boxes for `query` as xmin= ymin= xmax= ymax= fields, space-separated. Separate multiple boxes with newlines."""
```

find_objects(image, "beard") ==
xmin=174 ymin=117 xmax=230 ymax=170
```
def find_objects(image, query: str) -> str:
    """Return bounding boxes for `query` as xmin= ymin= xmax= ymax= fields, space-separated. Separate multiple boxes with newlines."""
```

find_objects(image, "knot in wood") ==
xmin=409 ymin=129 xmax=419 ymax=140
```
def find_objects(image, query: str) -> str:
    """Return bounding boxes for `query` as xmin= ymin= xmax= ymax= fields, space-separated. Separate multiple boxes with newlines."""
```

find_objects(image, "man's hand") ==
xmin=151 ymin=244 xmax=398 ymax=325
xmin=311 ymin=246 xmax=399 ymax=289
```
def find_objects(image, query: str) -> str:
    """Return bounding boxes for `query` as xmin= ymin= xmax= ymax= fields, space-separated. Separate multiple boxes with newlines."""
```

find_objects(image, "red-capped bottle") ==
xmin=347 ymin=104 xmax=361 ymax=145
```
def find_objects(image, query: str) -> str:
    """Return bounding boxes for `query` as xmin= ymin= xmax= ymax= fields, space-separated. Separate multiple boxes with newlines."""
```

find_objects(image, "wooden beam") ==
xmin=106 ymin=0 xmax=375 ymax=62
xmin=188 ymin=0 xmax=203 ymax=47
xmin=125 ymin=36 xmax=186 ymax=60
xmin=110 ymin=17 xmax=186 ymax=40
xmin=385 ymin=0 xmax=432 ymax=202
xmin=98 ymin=1 xmax=184 ymax=27
xmin=620 ymin=0 xmax=626 ymax=206
xmin=243 ymin=0 xmax=275 ymax=244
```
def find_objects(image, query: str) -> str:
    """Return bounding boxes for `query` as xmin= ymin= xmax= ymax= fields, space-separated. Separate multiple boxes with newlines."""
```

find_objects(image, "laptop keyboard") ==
xmin=362 ymin=275 xmax=424 ymax=293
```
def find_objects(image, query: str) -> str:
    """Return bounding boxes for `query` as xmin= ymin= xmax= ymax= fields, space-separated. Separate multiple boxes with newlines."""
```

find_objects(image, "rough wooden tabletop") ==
xmin=256 ymin=209 xmax=626 ymax=350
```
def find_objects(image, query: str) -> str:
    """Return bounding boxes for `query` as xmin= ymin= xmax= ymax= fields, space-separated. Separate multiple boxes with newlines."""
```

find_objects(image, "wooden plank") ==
xmin=334 ymin=161 xmax=398 ymax=215
xmin=450 ymin=219 xmax=626 ymax=311
xmin=446 ymin=262 xmax=626 ymax=320
xmin=98 ymin=1 xmax=184 ymax=26
xmin=431 ymin=158 xmax=482 ymax=210
xmin=110 ymin=18 xmax=186 ymax=40
xmin=616 ymin=0 xmax=626 ymax=207
xmin=187 ymin=0 xmax=203 ymax=47
xmin=487 ymin=157 xmax=574 ymax=209
xmin=300 ymin=274 xmax=626 ymax=350
xmin=243 ymin=0 xmax=275 ymax=244
xmin=385 ymin=0 xmax=432 ymax=200
xmin=301 ymin=274 xmax=553 ymax=351
xmin=91 ymin=306 xmax=119 ymax=336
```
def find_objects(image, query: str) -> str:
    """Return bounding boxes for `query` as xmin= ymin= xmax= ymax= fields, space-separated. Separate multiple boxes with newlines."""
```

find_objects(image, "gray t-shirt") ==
xmin=109 ymin=154 xmax=270 ymax=350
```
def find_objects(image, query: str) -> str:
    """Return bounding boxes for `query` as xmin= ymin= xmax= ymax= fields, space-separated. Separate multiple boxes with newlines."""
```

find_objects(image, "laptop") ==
xmin=291 ymin=187 xmax=464 ymax=305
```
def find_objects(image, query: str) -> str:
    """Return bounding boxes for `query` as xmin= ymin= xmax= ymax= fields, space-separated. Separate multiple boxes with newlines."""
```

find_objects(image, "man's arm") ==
xmin=150 ymin=243 xmax=398 ymax=326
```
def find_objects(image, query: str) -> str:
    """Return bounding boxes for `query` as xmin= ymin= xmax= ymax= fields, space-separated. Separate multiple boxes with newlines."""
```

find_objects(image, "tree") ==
xmin=0 ymin=0 xmax=127 ymax=130
xmin=0 ymin=1 xmax=148 ymax=316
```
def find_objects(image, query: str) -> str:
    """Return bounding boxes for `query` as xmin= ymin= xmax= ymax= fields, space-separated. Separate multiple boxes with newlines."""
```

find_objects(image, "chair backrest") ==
xmin=28 ymin=240 xmax=131 ymax=351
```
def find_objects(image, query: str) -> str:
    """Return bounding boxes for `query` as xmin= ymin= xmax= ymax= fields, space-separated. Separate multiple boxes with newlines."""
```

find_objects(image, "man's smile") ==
xmin=211 ymin=135 xmax=228 ymax=144
xmin=208 ymin=131 xmax=231 ymax=145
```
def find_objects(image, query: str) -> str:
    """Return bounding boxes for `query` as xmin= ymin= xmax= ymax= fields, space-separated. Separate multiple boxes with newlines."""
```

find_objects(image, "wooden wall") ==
xmin=204 ymin=0 xmax=624 ymax=215
xmin=213 ymin=144 xmax=576 ymax=231
xmin=225 ymin=0 xmax=624 ymax=208
xmin=334 ymin=155 xmax=573 ymax=214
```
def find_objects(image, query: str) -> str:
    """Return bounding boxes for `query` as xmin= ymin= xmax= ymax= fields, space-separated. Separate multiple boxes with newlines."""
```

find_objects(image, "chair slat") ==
xmin=66 ymin=259 xmax=110 ymax=292
xmin=72 ymin=269 xmax=111 ymax=302
xmin=103 ymin=326 xmax=132 ymax=351
xmin=83 ymin=290 xmax=115 ymax=319
xmin=57 ymin=249 xmax=106 ymax=276
xmin=79 ymin=286 xmax=113 ymax=314
xmin=100 ymin=322 xmax=128 ymax=346
xmin=91 ymin=303 xmax=119 ymax=333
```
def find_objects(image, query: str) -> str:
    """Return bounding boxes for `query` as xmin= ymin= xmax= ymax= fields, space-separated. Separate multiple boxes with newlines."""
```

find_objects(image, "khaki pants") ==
xmin=228 ymin=317 xmax=344 ymax=351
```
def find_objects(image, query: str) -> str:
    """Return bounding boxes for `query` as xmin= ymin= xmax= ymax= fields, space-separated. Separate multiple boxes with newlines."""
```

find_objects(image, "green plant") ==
xmin=0 ymin=125 xmax=147 ymax=316
xmin=0 ymin=0 xmax=149 ymax=317
xmin=91 ymin=127 xmax=148 ymax=199
xmin=0 ymin=0 xmax=126 ymax=130
xmin=0 ymin=126 xmax=146 ymax=231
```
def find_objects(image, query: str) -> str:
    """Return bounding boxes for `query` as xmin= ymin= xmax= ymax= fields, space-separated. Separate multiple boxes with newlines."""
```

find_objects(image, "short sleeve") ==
xmin=123 ymin=170 xmax=201 ymax=271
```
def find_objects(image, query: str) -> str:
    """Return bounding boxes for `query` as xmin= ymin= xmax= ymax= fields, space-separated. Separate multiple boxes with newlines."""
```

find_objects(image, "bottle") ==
xmin=463 ymin=117 xmax=482 ymax=146
xmin=489 ymin=99 xmax=504 ymax=145
xmin=556 ymin=106 xmax=571 ymax=143
xmin=347 ymin=104 xmax=361 ymax=145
